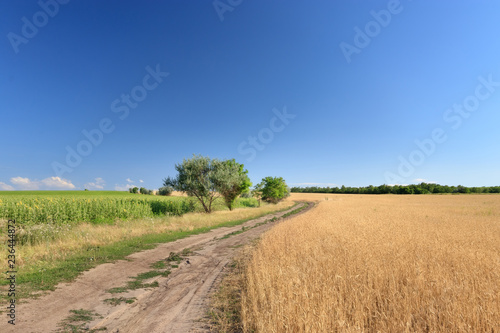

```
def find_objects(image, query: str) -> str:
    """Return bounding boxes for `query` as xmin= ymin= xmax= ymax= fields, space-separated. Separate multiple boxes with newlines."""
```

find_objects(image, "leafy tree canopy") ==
xmin=164 ymin=155 xmax=252 ymax=213
xmin=259 ymin=176 xmax=290 ymax=204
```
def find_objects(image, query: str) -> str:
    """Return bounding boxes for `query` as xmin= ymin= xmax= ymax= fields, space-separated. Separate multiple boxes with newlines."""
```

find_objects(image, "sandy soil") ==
xmin=9 ymin=202 xmax=310 ymax=333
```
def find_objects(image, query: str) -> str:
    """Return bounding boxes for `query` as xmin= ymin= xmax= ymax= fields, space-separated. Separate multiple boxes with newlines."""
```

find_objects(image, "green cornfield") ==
xmin=0 ymin=195 xmax=195 ymax=227
xmin=0 ymin=191 xmax=258 ymax=245
xmin=0 ymin=191 xmax=258 ymax=227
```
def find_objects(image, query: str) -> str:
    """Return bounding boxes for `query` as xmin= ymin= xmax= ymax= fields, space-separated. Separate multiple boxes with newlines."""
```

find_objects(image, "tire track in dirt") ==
xmin=9 ymin=202 xmax=312 ymax=333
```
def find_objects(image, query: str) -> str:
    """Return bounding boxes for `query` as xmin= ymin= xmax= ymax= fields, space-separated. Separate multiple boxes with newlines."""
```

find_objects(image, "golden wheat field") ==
xmin=242 ymin=194 xmax=500 ymax=332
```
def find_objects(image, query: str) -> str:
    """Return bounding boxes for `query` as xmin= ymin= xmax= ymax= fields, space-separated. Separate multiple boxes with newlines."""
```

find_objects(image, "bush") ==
xmin=259 ymin=177 xmax=290 ymax=204
xmin=158 ymin=186 xmax=174 ymax=196
xmin=149 ymin=199 xmax=196 ymax=216
xmin=140 ymin=187 xmax=153 ymax=195
xmin=236 ymin=197 xmax=259 ymax=207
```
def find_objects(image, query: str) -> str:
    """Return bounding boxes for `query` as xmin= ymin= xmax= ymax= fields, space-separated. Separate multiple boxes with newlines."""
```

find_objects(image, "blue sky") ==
xmin=1 ymin=0 xmax=499 ymax=191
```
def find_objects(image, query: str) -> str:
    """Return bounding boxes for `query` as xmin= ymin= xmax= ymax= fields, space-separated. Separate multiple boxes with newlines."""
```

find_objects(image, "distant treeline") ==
xmin=291 ymin=183 xmax=500 ymax=195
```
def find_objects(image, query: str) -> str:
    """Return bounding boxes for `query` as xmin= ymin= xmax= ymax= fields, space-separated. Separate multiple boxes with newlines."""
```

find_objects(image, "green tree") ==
xmin=213 ymin=159 xmax=252 ymax=211
xmin=164 ymin=155 xmax=220 ymax=213
xmin=158 ymin=186 xmax=173 ymax=196
xmin=164 ymin=155 xmax=250 ymax=213
xmin=456 ymin=185 xmax=470 ymax=194
xmin=260 ymin=176 xmax=290 ymax=204
xmin=139 ymin=187 xmax=151 ymax=194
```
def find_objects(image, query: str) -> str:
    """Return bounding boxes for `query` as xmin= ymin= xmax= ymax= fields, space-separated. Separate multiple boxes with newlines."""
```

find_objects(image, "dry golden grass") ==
xmin=208 ymin=243 xmax=255 ymax=333
xmin=242 ymin=194 xmax=500 ymax=332
xmin=170 ymin=191 xmax=188 ymax=197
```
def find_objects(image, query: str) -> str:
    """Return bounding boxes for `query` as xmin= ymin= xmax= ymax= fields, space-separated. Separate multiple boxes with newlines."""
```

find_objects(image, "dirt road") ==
xmin=10 ymin=202 xmax=310 ymax=333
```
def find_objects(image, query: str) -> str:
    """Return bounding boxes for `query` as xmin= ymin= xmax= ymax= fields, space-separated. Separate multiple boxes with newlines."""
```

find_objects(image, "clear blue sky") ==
xmin=1 ymin=0 xmax=499 ymax=191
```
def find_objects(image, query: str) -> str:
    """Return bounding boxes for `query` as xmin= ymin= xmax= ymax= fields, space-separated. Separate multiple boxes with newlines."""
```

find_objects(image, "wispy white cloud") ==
xmin=412 ymin=178 xmax=437 ymax=184
xmin=10 ymin=177 xmax=40 ymax=190
xmin=10 ymin=176 xmax=75 ymax=190
xmin=126 ymin=178 xmax=133 ymax=183
xmin=115 ymin=183 xmax=135 ymax=191
xmin=139 ymin=179 xmax=144 ymax=183
xmin=0 ymin=182 xmax=14 ymax=191
xmin=41 ymin=177 xmax=76 ymax=189
xmin=84 ymin=177 xmax=105 ymax=190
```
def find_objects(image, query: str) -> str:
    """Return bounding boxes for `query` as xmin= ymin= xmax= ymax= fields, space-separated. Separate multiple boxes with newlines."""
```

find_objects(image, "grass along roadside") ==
xmin=218 ymin=202 xmax=312 ymax=240
xmin=208 ymin=244 xmax=252 ymax=332
xmin=0 ymin=200 xmax=297 ymax=301
xmin=208 ymin=201 xmax=312 ymax=332
xmin=279 ymin=201 xmax=312 ymax=217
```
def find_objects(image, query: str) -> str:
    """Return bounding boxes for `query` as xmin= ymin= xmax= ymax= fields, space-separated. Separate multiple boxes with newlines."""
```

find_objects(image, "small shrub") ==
xmin=140 ymin=187 xmax=153 ymax=195
xmin=158 ymin=186 xmax=174 ymax=196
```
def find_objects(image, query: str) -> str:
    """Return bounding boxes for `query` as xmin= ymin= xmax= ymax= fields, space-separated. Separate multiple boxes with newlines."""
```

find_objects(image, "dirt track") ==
xmin=10 ymin=202 xmax=310 ymax=333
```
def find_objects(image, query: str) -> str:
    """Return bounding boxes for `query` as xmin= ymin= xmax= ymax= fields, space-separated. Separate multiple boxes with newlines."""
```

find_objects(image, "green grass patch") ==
xmin=220 ymin=220 xmax=269 ymax=240
xmin=56 ymin=309 xmax=105 ymax=333
xmin=218 ymin=206 xmax=302 ymax=240
xmin=165 ymin=248 xmax=192 ymax=263
xmin=281 ymin=202 xmax=309 ymax=218
xmin=104 ymin=297 xmax=137 ymax=306
xmin=136 ymin=270 xmax=170 ymax=280
xmin=107 ymin=264 xmax=178 ymax=294
xmin=151 ymin=260 xmax=167 ymax=269
xmin=220 ymin=226 xmax=249 ymax=239
xmin=166 ymin=252 xmax=183 ymax=263
xmin=107 ymin=279 xmax=160 ymax=294
xmin=106 ymin=268 xmax=172 ymax=294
